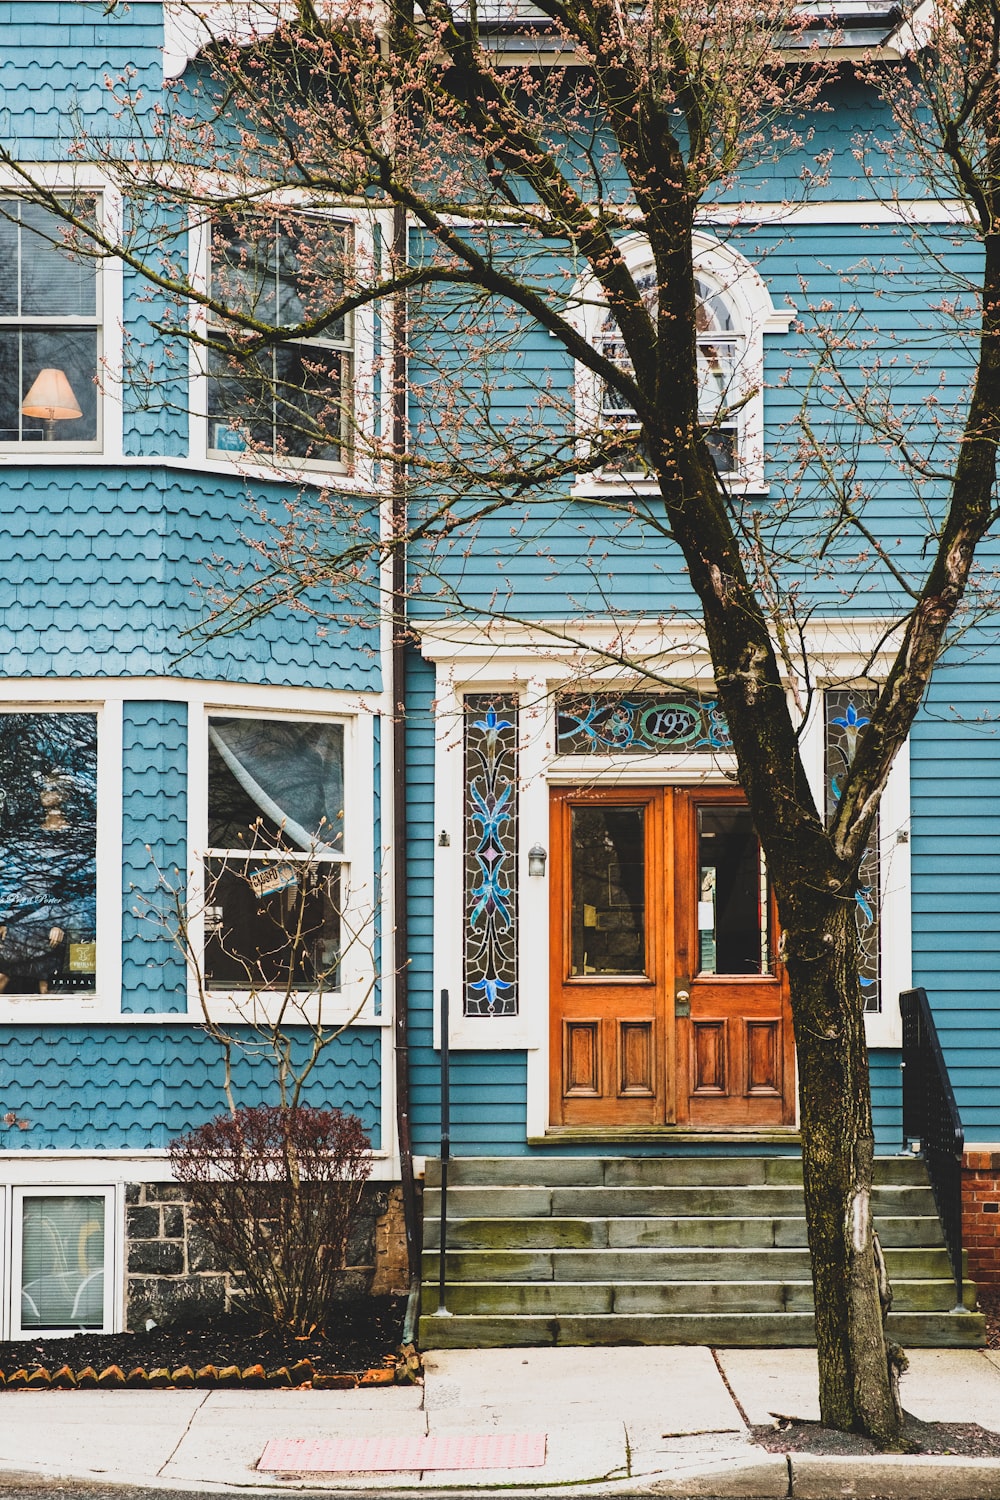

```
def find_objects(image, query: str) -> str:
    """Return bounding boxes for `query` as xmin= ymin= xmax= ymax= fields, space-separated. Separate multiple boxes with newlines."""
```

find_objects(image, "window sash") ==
xmin=12 ymin=1187 xmax=114 ymax=1337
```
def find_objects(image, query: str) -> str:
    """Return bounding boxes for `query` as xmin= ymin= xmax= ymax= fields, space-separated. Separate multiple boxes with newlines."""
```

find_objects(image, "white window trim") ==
xmin=0 ymin=694 xmax=123 ymax=1026
xmin=572 ymin=229 xmax=795 ymax=497
xmin=6 ymin=1183 xmax=122 ymax=1341
xmin=189 ymin=204 xmax=387 ymax=492
xmin=422 ymin=617 xmax=909 ymax=1139
xmin=0 ymin=167 xmax=124 ymax=464
xmin=186 ymin=694 xmax=379 ymax=1027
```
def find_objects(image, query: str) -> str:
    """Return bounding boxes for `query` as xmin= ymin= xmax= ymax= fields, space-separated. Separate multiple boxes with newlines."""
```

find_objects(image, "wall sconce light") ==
xmin=528 ymin=843 xmax=547 ymax=877
xmin=21 ymin=367 xmax=82 ymax=441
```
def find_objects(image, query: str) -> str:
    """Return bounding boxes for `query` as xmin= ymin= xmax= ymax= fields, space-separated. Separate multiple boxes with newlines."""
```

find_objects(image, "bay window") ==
xmin=0 ymin=197 xmax=100 ymax=447
xmin=207 ymin=214 xmax=352 ymax=464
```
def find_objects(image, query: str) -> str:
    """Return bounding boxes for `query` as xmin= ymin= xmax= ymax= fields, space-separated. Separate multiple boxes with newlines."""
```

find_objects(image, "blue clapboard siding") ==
xmin=121 ymin=701 xmax=188 ymax=1014
xmin=0 ymin=1024 xmax=382 ymax=1151
xmin=911 ymin=638 xmax=1000 ymax=1140
xmin=407 ymin=219 xmax=991 ymax=625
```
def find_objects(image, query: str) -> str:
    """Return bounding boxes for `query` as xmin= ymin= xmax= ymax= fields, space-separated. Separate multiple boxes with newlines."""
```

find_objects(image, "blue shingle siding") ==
xmin=0 ymin=466 xmax=380 ymax=689
xmin=0 ymin=4 xmax=163 ymax=153
xmin=0 ymin=1023 xmax=382 ymax=1151
xmin=122 ymin=700 xmax=188 ymax=1014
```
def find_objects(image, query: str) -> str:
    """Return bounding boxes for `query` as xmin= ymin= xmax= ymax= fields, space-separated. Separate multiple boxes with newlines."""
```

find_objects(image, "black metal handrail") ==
xmin=434 ymin=987 xmax=452 ymax=1318
xmin=900 ymin=987 xmax=965 ymax=1311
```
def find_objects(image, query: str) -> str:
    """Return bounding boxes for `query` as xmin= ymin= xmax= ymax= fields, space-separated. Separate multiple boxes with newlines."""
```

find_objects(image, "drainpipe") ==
xmin=390 ymin=192 xmax=420 ymax=1323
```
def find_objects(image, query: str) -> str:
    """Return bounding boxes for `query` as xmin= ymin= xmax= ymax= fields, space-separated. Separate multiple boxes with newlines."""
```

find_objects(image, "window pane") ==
xmin=212 ymin=216 xmax=277 ymax=323
xmin=571 ymin=805 xmax=646 ymax=976
xmin=274 ymin=342 xmax=345 ymax=460
xmin=19 ymin=201 xmax=97 ymax=319
xmin=208 ymin=717 xmax=344 ymax=851
xmin=21 ymin=1195 xmax=105 ymax=1330
xmin=0 ymin=210 xmax=18 ymax=316
xmin=204 ymin=857 xmax=340 ymax=990
xmin=275 ymin=219 xmax=348 ymax=340
xmin=697 ymin=804 xmax=769 ymax=975
xmin=0 ymin=330 xmax=21 ymax=440
xmin=0 ymin=713 xmax=98 ymax=995
xmin=20 ymin=328 xmax=98 ymax=442
xmin=207 ymin=339 xmax=274 ymax=453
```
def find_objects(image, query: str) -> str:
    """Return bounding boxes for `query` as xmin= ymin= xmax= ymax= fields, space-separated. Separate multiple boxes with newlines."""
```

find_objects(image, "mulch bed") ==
xmin=0 ymin=1295 xmax=415 ymax=1390
xmin=754 ymin=1415 xmax=1000 ymax=1458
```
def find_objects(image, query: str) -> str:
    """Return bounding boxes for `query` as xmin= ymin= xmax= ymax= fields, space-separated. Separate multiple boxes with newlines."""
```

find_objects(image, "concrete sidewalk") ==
xmin=0 ymin=1346 xmax=999 ymax=1497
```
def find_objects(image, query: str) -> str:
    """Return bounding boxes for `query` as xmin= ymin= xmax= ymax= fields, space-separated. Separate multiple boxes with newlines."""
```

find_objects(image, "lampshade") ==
xmin=20 ymin=367 xmax=82 ymax=421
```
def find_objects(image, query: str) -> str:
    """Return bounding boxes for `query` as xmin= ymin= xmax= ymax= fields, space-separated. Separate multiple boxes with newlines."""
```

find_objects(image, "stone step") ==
xmin=432 ymin=1277 xmax=977 ymax=1317
xmin=422 ymin=1215 xmax=944 ymax=1251
xmin=423 ymin=1183 xmax=936 ymax=1219
xmin=421 ymin=1244 xmax=959 ymax=1284
xmin=418 ymin=1309 xmax=986 ymax=1350
xmin=423 ymin=1156 xmax=930 ymax=1189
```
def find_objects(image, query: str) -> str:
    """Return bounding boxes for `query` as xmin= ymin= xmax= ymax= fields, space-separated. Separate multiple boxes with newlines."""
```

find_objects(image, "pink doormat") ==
xmin=259 ymin=1433 xmax=547 ymax=1472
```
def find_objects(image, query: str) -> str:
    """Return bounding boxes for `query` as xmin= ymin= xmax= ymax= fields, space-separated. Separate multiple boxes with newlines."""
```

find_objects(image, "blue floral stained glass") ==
xmin=556 ymin=692 xmax=731 ymax=754
xmin=824 ymin=690 xmax=880 ymax=1012
xmin=464 ymin=694 xmax=518 ymax=1017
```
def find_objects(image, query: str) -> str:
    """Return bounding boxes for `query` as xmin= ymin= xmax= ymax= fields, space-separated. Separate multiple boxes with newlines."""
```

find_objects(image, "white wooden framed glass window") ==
xmin=575 ymin=230 xmax=795 ymax=494
xmin=10 ymin=1185 xmax=117 ymax=1339
xmin=0 ymin=195 xmax=102 ymax=452
xmin=206 ymin=211 xmax=353 ymax=466
xmin=0 ymin=700 xmax=122 ymax=1017
xmin=190 ymin=703 xmax=376 ymax=1022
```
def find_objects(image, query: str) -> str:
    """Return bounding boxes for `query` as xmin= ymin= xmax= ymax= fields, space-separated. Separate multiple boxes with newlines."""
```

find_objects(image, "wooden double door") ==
xmin=549 ymin=786 xmax=795 ymax=1129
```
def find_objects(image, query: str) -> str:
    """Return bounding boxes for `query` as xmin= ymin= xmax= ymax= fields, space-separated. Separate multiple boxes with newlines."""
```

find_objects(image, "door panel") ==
xmin=674 ymin=788 xmax=795 ymax=1127
xmin=550 ymin=789 xmax=670 ymax=1126
xmin=550 ymin=784 xmax=795 ymax=1129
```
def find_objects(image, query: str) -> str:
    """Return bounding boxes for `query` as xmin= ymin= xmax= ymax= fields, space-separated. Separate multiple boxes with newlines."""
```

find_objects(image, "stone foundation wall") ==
xmin=962 ymin=1148 xmax=1000 ymax=1288
xmin=124 ymin=1181 xmax=408 ymax=1329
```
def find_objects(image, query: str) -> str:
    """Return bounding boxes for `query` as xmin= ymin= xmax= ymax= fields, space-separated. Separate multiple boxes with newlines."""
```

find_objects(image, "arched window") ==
xmin=578 ymin=232 xmax=794 ymax=492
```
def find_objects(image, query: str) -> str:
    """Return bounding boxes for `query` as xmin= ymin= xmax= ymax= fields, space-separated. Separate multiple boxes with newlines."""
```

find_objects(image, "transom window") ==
xmin=0 ymin=197 xmax=100 ymax=448
xmin=597 ymin=270 xmax=743 ymax=475
xmin=204 ymin=716 xmax=346 ymax=992
xmin=207 ymin=214 xmax=353 ymax=464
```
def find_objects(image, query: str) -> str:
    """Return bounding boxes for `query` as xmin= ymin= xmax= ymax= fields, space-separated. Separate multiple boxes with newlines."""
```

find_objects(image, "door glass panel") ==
xmin=697 ymin=804 xmax=770 ymax=975
xmin=570 ymin=805 xmax=646 ymax=976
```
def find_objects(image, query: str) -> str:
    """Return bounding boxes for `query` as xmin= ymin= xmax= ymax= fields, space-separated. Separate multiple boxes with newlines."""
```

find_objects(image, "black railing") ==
xmin=434 ymin=987 xmax=452 ymax=1318
xmin=900 ymin=987 xmax=965 ymax=1311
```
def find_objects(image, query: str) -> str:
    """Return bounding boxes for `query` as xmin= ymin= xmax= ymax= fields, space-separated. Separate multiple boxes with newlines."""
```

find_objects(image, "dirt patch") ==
xmin=754 ymin=1413 xmax=1000 ymax=1458
xmin=0 ymin=1295 xmax=405 ymax=1382
xmin=981 ymin=1284 xmax=1000 ymax=1349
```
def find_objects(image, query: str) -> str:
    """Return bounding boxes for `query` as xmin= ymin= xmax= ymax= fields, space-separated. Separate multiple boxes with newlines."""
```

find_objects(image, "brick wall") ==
xmin=962 ymin=1148 xmax=1000 ymax=1287
xmin=124 ymin=1181 xmax=408 ymax=1329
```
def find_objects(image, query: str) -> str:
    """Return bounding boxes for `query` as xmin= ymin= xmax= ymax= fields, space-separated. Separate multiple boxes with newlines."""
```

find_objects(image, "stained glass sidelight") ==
xmin=556 ymin=692 xmax=731 ymax=755
xmin=464 ymin=695 xmax=519 ymax=1017
xmin=824 ymin=689 xmax=880 ymax=1012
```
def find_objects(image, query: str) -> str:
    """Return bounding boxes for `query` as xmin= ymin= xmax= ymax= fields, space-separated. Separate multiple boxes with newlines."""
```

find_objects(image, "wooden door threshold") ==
xmin=530 ymin=1126 xmax=801 ymax=1146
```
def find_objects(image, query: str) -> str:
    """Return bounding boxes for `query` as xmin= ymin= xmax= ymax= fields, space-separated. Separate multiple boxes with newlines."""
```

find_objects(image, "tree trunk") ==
xmin=783 ymin=890 xmax=903 ymax=1445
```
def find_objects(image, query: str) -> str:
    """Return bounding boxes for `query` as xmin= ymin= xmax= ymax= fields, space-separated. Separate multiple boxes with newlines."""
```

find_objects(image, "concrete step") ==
xmin=423 ymin=1183 xmax=937 ymax=1219
xmin=430 ymin=1276 xmax=977 ymax=1317
xmin=418 ymin=1309 xmax=987 ymax=1350
xmin=423 ymin=1155 xmax=930 ymax=1189
xmin=422 ymin=1215 xmax=944 ymax=1251
xmin=421 ymin=1244 xmax=959 ymax=1284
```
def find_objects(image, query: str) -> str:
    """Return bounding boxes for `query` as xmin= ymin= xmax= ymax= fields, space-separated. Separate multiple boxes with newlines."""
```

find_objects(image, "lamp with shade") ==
xmin=20 ymin=367 xmax=82 ymax=441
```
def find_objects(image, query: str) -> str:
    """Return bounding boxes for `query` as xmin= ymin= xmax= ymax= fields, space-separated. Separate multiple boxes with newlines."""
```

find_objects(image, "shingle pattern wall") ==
xmin=122 ymin=700 xmax=189 ymax=1013
xmin=0 ymin=466 xmax=379 ymax=688
xmin=0 ymin=1024 xmax=382 ymax=1150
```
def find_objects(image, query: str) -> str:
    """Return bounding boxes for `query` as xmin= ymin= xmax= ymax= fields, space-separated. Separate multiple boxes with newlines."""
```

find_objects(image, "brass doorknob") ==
xmin=676 ymin=990 xmax=690 ymax=1003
